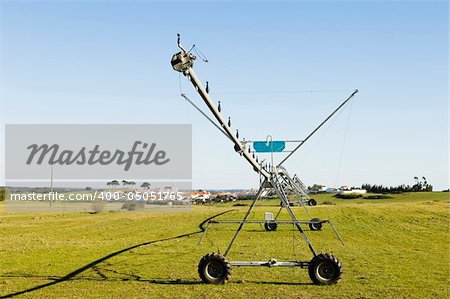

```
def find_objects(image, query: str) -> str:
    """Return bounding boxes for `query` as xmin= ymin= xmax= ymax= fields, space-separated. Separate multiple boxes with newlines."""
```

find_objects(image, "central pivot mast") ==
xmin=171 ymin=36 xmax=271 ymax=179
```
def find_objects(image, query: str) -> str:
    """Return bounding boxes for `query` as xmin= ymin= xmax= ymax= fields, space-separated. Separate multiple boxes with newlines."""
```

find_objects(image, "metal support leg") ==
xmin=197 ymin=223 xmax=210 ymax=246
xmin=224 ymin=181 xmax=266 ymax=256
xmin=329 ymin=220 xmax=345 ymax=246
xmin=274 ymin=206 xmax=283 ymax=220
xmin=272 ymin=177 xmax=317 ymax=256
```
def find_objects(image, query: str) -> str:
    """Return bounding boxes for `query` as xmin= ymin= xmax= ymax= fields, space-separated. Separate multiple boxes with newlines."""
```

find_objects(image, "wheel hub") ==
xmin=316 ymin=261 xmax=336 ymax=280
xmin=206 ymin=261 xmax=224 ymax=279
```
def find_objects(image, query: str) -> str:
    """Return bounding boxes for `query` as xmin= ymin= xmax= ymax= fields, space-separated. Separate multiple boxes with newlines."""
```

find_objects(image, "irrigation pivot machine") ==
xmin=171 ymin=35 xmax=358 ymax=285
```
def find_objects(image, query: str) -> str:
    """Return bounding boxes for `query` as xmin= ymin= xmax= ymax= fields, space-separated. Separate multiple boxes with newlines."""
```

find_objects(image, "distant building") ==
xmin=339 ymin=188 xmax=367 ymax=195
xmin=190 ymin=190 xmax=211 ymax=202
xmin=325 ymin=187 xmax=339 ymax=193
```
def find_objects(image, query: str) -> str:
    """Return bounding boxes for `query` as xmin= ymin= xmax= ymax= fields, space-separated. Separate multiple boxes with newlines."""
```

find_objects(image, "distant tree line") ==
xmin=106 ymin=180 xmax=150 ymax=189
xmin=362 ymin=177 xmax=432 ymax=193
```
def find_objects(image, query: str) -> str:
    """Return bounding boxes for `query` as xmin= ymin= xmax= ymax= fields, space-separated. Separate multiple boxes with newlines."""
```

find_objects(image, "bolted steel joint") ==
xmin=171 ymin=52 xmax=196 ymax=73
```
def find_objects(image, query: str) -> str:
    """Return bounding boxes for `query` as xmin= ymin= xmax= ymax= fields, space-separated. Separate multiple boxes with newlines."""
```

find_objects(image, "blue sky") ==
xmin=0 ymin=1 xmax=448 ymax=190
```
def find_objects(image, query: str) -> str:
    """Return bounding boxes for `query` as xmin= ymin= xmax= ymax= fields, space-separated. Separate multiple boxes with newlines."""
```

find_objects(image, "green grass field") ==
xmin=1 ymin=192 xmax=449 ymax=298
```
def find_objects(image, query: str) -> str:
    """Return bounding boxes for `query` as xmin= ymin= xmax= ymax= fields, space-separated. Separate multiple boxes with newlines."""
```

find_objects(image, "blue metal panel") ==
xmin=253 ymin=141 xmax=286 ymax=153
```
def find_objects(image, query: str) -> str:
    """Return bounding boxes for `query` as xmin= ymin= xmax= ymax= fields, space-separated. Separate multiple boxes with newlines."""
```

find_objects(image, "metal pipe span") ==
xmin=184 ymin=68 xmax=271 ymax=179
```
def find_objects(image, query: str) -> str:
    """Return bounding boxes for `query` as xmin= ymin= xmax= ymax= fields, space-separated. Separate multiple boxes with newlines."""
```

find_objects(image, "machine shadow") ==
xmin=0 ymin=273 xmax=312 ymax=286
xmin=1 ymin=210 xmax=234 ymax=298
xmin=0 ymin=273 xmax=203 ymax=285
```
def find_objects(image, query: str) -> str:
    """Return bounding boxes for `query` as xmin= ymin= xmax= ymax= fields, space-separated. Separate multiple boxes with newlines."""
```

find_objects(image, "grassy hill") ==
xmin=0 ymin=192 xmax=448 ymax=298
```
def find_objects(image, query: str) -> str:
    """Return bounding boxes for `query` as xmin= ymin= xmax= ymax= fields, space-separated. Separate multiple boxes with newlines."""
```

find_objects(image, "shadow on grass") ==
xmin=0 ymin=273 xmax=311 ymax=286
xmin=0 ymin=273 xmax=203 ymax=285
xmin=2 ymin=209 xmax=314 ymax=297
xmin=1 ymin=210 xmax=234 ymax=298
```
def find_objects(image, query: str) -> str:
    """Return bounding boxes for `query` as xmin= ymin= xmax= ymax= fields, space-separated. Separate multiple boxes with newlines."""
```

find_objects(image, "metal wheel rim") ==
xmin=315 ymin=261 xmax=336 ymax=281
xmin=311 ymin=223 xmax=321 ymax=230
xmin=205 ymin=261 xmax=225 ymax=281
xmin=266 ymin=222 xmax=276 ymax=231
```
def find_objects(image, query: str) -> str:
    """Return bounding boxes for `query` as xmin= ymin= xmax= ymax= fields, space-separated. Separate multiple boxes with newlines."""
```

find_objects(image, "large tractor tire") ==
xmin=308 ymin=253 xmax=342 ymax=285
xmin=198 ymin=253 xmax=232 ymax=284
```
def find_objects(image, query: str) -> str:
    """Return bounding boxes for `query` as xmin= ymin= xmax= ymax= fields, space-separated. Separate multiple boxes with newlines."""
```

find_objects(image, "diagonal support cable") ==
xmin=278 ymin=89 xmax=359 ymax=167
xmin=181 ymin=93 xmax=232 ymax=142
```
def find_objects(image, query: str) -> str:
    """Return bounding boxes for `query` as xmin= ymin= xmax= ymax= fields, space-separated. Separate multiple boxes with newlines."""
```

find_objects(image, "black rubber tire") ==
xmin=308 ymin=253 xmax=343 ymax=285
xmin=308 ymin=198 xmax=317 ymax=206
xmin=309 ymin=218 xmax=322 ymax=231
xmin=198 ymin=253 xmax=232 ymax=284
xmin=264 ymin=221 xmax=278 ymax=231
